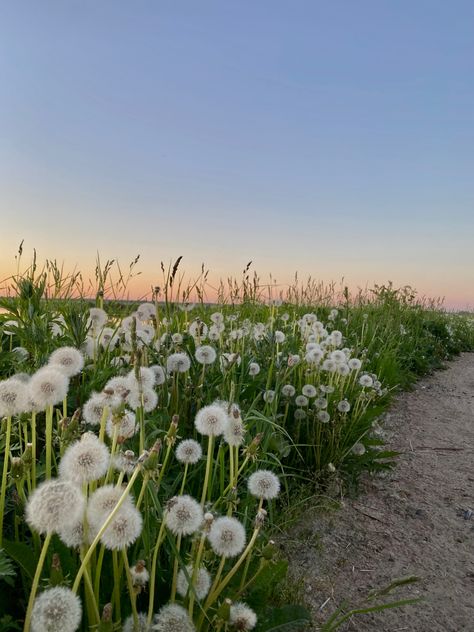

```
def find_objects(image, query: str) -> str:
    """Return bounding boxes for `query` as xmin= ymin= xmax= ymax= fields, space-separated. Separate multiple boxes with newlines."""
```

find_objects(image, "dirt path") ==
xmin=284 ymin=353 xmax=474 ymax=631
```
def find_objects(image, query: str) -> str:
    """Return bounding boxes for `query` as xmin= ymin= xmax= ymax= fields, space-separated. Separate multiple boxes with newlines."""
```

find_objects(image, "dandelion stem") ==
xmin=45 ymin=405 xmax=53 ymax=479
xmin=200 ymin=435 xmax=215 ymax=507
xmin=122 ymin=548 xmax=139 ymax=628
xmin=0 ymin=416 xmax=12 ymax=547
xmin=23 ymin=532 xmax=53 ymax=632
xmin=147 ymin=519 xmax=167 ymax=626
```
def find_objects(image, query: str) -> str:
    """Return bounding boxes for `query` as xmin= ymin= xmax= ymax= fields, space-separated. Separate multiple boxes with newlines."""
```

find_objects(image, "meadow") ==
xmin=0 ymin=257 xmax=473 ymax=631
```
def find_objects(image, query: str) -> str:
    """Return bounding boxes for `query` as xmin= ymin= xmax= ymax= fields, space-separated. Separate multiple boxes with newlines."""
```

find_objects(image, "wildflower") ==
xmin=152 ymin=603 xmax=195 ymax=632
xmin=287 ymin=354 xmax=300 ymax=366
xmin=137 ymin=302 xmax=156 ymax=321
xmin=166 ymin=352 xmax=191 ymax=374
xmin=322 ymin=359 xmax=336 ymax=372
xmin=123 ymin=613 xmax=151 ymax=632
xmin=208 ymin=516 xmax=246 ymax=557
xmin=248 ymin=362 xmax=260 ymax=376
xmin=230 ymin=602 xmax=257 ymax=630
xmin=26 ymin=479 xmax=86 ymax=535
xmin=359 ymin=374 xmax=373 ymax=387
xmin=301 ymin=384 xmax=317 ymax=398
xmin=88 ymin=307 xmax=108 ymax=332
xmin=106 ymin=410 xmax=138 ymax=441
xmin=329 ymin=330 xmax=343 ymax=346
xmin=274 ymin=331 xmax=285 ymax=343
xmin=195 ymin=345 xmax=217 ymax=365
xmin=57 ymin=519 xmax=85 ymax=548
xmin=172 ymin=333 xmax=183 ymax=345
xmin=189 ymin=320 xmax=209 ymax=340
xmin=281 ymin=384 xmax=295 ymax=398
xmin=295 ymin=395 xmax=308 ymax=407
xmin=105 ymin=376 xmax=131 ymax=399
xmin=294 ymin=408 xmax=306 ymax=420
xmin=112 ymin=450 xmax=136 ymax=475
xmin=337 ymin=363 xmax=350 ymax=376
xmin=87 ymin=485 xmax=134 ymax=534
xmin=248 ymin=470 xmax=280 ymax=500
xmin=176 ymin=564 xmax=211 ymax=600
xmin=100 ymin=503 xmax=143 ymax=550
xmin=31 ymin=586 xmax=82 ymax=632
xmin=83 ymin=393 xmax=112 ymax=426
xmin=313 ymin=397 xmax=327 ymax=409
xmin=317 ymin=411 xmax=331 ymax=423
xmin=194 ymin=405 xmax=228 ymax=437
xmin=263 ymin=390 xmax=275 ymax=404
xmin=224 ymin=415 xmax=246 ymax=446
xmin=48 ymin=347 xmax=84 ymax=377
xmin=305 ymin=348 xmax=324 ymax=364
xmin=29 ymin=367 xmax=69 ymax=409
xmin=337 ymin=400 xmax=351 ymax=413
xmin=127 ymin=388 xmax=158 ymax=412
xmin=176 ymin=439 xmax=202 ymax=464
xmin=128 ymin=367 xmax=156 ymax=390
xmin=150 ymin=364 xmax=166 ymax=386
xmin=352 ymin=442 xmax=366 ymax=456
xmin=0 ymin=378 xmax=28 ymax=416
xmin=98 ymin=327 xmax=119 ymax=349
xmin=130 ymin=560 xmax=150 ymax=588
xmin=165 ymin=495 xmax=203 ymax=536
xmin=210 ymin=312 xmax=224 ymax=325
xmin=59 ymin=432 xmax=110 ymax=484
xmin=330 ymin=350 xmax=347 ymax=364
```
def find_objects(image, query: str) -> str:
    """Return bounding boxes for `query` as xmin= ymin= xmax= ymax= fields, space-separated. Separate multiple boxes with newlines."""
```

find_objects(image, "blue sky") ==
xmin=1 ymin=1 xmax=473 ymax=306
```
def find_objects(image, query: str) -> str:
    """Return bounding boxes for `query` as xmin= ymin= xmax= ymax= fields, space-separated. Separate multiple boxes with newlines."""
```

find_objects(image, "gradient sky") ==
xmin=1 ymin=1 xmax=473 ymax=308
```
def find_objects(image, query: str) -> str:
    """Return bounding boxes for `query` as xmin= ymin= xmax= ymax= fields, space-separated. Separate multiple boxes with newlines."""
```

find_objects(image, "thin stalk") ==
xmin=23 ymin=532 xmax=53 ymax=632
xmin=0 ymin=416 xmax=12 ymax=547
xmin=45 ymin=405 xmax=53 ymax=479
xmin=200 ymin=435 xmax=215 ymax=507
xmin=122 ymin=548 xmax=139 ymax=628
xmin=147 ymin=520 xmax=167 ymax=626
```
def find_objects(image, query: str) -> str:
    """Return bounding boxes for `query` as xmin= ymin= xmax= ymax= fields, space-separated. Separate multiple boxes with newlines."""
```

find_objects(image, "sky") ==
xmin=0 ymin=1 xmax=473 ymax=308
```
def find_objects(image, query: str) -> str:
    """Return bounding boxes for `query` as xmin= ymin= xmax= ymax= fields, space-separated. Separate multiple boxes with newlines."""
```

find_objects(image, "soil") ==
xmin=283 ymin=353 xmax=474 ymax=632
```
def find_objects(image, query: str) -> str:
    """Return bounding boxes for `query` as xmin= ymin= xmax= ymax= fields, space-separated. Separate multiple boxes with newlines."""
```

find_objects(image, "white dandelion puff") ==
xmin=208 ymin=516 xmax=246 ymax=558
xmin=123 ymin=613 xmax=151 ymax=632
xmin=59 ymin=432 xmax=110 ymax=484
xmin=194 ymin=405 xmax=228 ymax=437
xmin=175 ymin=439 xmax=202 ymax=465
xmin=224 ymin=415 xmax=245 ymax=447
xmin=295 ymin=395 xmax=309 ymax=407
xmin=31 ymin=586 xmax=82 ymax=632
xmin=100 ymin=503 xmax=143 ymax=550
xmin=359 ymin=374 xmax=373 ymax=387
xmin=195 ymin=345 xmax=217 ymax=365
xmin=176 ymin=564 xmax=211 ymax=600
xmin=87 ymin=485 xmax=134 ymax=535
xmin=166 ymin=352 xmax=191 ymax=374
xmin=230 ymin=602 xmax=258 ymax=631
xmin=281 ymin=384 xmax=296 ymax=398
xmin=29 ymin=367 xmax=69 ymax=410
xmin=26 ymin=479 xmax=86 ymax=536
xmin=88 ymin=307 xmax=108 ymax=332
xmin=152 ymin=603 xmax=195 ymax=632
xmin=248 ymin=362 xmax=260 ymax=376
xmin=106 ymin=410 xmax=138 ymax=441
xmin=337 ymin=400 xmax=351 ymax=413
xmin=0 ymin=378 xmax=29 ymax=416
xmin=248 ymin=470 xmax=280 ymax=500
xmin=128 ymin=367 xmax=156 ymax=390
xmin=48 ymin=347 xmax=84 ymax=377
xmin=150 ymin=364 xmax=166 ymax=386
xmin=301 ymin=384 xmax=317 ymax=398
xmin=165 ymin=495 xmax=203 ymax=536
xmin=127 ymin=388 xmax=158 ymax=412
xmin=83 ymin=393 xmax=112 ymax=426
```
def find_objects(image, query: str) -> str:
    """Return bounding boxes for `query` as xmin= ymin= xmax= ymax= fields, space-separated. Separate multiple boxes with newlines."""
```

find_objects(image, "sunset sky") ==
xmin=1 ymin=1 xmax=473 ymax=308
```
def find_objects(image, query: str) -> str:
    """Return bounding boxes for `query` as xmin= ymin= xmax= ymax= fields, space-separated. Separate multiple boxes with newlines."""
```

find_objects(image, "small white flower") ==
xmin=248 ymin=470 xmax=280 ymax=500
xmin=230 ymin=602 xmax=257 ymax=630
xmin=208 ymin=516 xmax=246 ymax=557
xmin=165 ymin=495 xmax=203 ymax=536
xmin=31 ymin=586 xmax=82 ymax=632
xmin=337 ymin=400 xmax=351 ymax=413
xmin=195 ymin=345 xmax=217 ymax=365
xmin=48 ymin=347 xmax=84 ymax=377
xmin=26 ymin=479 xmax=86 ymax=536
xmin=0 ymin=378 xmax=29 ymax=416
xmin=281 ymin=384 xmax=296 ymax=398
xmin=248 ymin=362 xmax=260 ymax=376
xmin=295 ymin=395 xmax=308 ymax=407
xmin=301 ymin=384 xmax=317 ymax=398
xmin=152 ymin=603 xmax=195 ymax=632
xmin=359 ymin=374 xmax=374 ymax=387
xmin=29 ymin=367 xmax=69 ymax=410
xmin=59 ymin=432 xmax=110 ymax=484
xmin=317 ymin=411 xmax=331 ymax=423
xmin=176 ymin=439 xmax=202 ymax=464
xmin=352 ymin=442 xmax=366 ymax=456
xmin=194 ymin=405 xmax=228 ymax=437
xmin=176 ymin=564 xmax=211 ymax=600
xmin=166 ymin=352 xmax=191 ymax=374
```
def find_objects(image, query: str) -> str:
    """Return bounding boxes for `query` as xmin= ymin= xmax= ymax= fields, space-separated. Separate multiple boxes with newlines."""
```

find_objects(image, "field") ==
xmin=0 ymin=260 xmax=473 ymax=631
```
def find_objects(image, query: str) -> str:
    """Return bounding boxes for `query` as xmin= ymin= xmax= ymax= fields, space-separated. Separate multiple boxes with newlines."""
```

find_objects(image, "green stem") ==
xmin=0 ymin=416 xmax=12 ymax=547
xmin=200 ymin=435 xmax=215 ymax=507
xmin=122 ymin=548 xmax=139 ymax=628
xmin=45 ymin=405 xmax=53 ymax=479
xmin=112 ymin=550 xmax=121 ymax=623
xmin=147 ymin=520 xmax=167 ymax=626
xmin=23 ymin=532 xmax=53 ymax=632
xmin=170 ymin=533 xmax=182 ymax=602
xmin=31 ymin=412 xmax=37 ymax=490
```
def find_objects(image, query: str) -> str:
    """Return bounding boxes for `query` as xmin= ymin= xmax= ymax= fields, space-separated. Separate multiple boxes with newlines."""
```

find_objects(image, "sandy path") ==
xmin=284 ymin=353 xmax=474 ymax=631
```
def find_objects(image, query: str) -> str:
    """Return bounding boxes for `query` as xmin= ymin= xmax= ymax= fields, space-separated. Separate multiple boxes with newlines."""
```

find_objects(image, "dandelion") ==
xmin=321 ymin=359 xmax=336 ymax=373
xmin=100 ymin=503 xmax=143 ymax=550
xmin=98 ymin=327 xmax=119 ymax=349
xmin=131 ymin=560 xmax=150 ymax=588
xmin=176 ymin=439 xmax=202 ymax=464
xmin=313 ymin=397 xmax=328 ymax=409
xmin=352 ymin=442 xmax=366 ymax=456
xmin=26 ymin=479 xmax=86 ymax=535
xmin=128 ymin=367 xmax=156 ymax=390
xmin=48 ymin=347 xmax=84 ymax=377
xmin=165 ymin=495 xmax=203 ymax=536
xmin=287 ymin=353 xmax=300 ymax=366
xmin=176 ymin=564 xmax=211 ymax=600
xmin=59 ymin=432 xmax=110 ymax=484
xmin=294 ymin=408 xmax=306 ymax=420
xmin=359 ymin=374 xmax=373 ymax=387
xmin=317 ymin=411 xmax=331 ymax=423
xmin=330 ymin=350 xmax=347 ymax=365
xmin=137 ymin=302 xmax=156 ymax=321
xmin=88 ymin=307 xmax=108 ymax=332
xmin=166 ymin=352 xmax=191 ymax=374
xmin=83 ymin=393 xmax=112 ymax=426
xmin=0 ymin=378 xmax=28 ymax=416
xmin=31 ymin=586 xmax=82 ymax=632
xmin=29 ymin=367 xmax=69 ymax=410
xmin=210 ymin=312 xmax=224 ymax=325
xmin=263 ymin=390 xmax=275 ymax=404
xmin=248 ymin=362 xmax=260 ymax=376
xmin=274 ymin=330 xmax=285 ymax=343
xmin=329 ymin=330 xmax=343 ymax=346
xmin=150 ymin=364 xmax=166 ymax=386
xmin=230 ymin=602 xmax=258 ymax=631
xmin=123 ymin=613 xmax=151 ymax=632
xmin=305 ymin=348 xmax=324 ymax=365
xmin=189 ymin=320 xmax=209 ymax=340
xmin=87 ymin=485 xmax=134 ymax=534
xmin=224 ymin=415 xmax=245 ymax=446
xmin=57 ymin=519 xmax=85 ymax=549
xmin=301 ymin=384 xmax=317 ymax=398
xmin=195 ymin=345 xmax=217 ymax=365
xmin=152 ymin=603 xmax=195 ymax=632
xmin=208 ymin=516 xmax=246 ymax=557
xmin=136 ymin=324 xmax=155 ymax=346
xmin=106 ymin=410 xmax=138 ymax=441
xmin=337 ymin=363 xmax=350 ymax=376
xmin=248 ymin=470 xmax=280 ymax=500
xmin=127 ymin=388 xmax=158 ymax=412
xmin=281 ymin=384 xmax=296 ymax=398
xmin=295 ymin=395 xmax=309 ymax=407
xmin=194 ymin=405 xmax=228 ymax=437
xmin=171 ymin=333 xmax=183 ymax=345
xmin=112 ymin=450 xmax=136 ymax=475
xmin=337 ymin=400 xmax=351 ymax=413
xmin=105 ymin=376 xmax=131 ymax=399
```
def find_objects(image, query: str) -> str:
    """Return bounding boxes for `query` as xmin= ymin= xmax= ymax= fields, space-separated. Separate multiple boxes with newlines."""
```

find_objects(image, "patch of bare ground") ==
xmin=283 ymin=353 xmax=474 ymax=631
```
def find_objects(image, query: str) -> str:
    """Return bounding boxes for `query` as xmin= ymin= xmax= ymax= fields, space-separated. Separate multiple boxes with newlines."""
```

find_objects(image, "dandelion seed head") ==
xmin=194 ymin=404 xmax=228 ymax=437
xmin=0 ymin=378 xmax=29 ymax=416
xmin=317 ymin=411 xmax=331 ymax=423
xmin=230 ymin=602 xmax=258 ymax=631
xmin=59 ymin=432 xmax=110 ymax=484
xmin=352 ymin=442 xmax=366 ymax=456
xmin=83 ymin=393 xmax=112 ymax=426
xmin=359 ymin=374 xmax=373 ymax=387
xmin=301 ymin=384 xmax=317 ymax=398
xmin=175 ymin=439 xmax=202 ymax=464
xmin=248 ymin=470 xmax=280 ymax=500
xmin=195 ymin=345 xmax=217 ymax=365
xmin=100 ymin=503 xmax=143 ymax=550
xmin=127 ymin=388 xmax=158 ymax=412
xmin=88 ymin=307 xmax=108 ymax=332
xmin=48 ymin=347 xmax=84 ymax=377
xmin=165 ymin=495 xmax=203 ymax=536
xmin=31 ymin=586 xmax=82 ymax=632
xmin=295 ymin=395 xmax=309 ymax=407
xmin=166 ymin=352 xmax=191 ymax=374
xmin=137 ymin=302 xmax=156 ymax=321
xmin=123 ymin=613 xmax=151 ymax=632
xmin=274 ymin=330 xmax=285 ymax=343
xmin=208 ymin=516 xmax=246 ymax=558
xmin=87 ymin=485 xmax=134 ymax=534
xmin=337 ymin=400 xmax=351 ymax=413
xmin=106 ymin=410 xmax=138 ymax=442
xmin=224 ymin=415 xmax=246 ymax=447
xmin=248 ymin=362 xmax=260 ymax=376
xmin=29 ymin=367 xmax=69 ymax=410
xmin=26 ymin=479 xmax=86 ymax=535
xmin=176 ymin=564 xmax=211 ymax=600
xmin=263 ymin=390 xmax=275 ymax=404
xmin=152 ymin=603 xmax=195 ymax=632
xmin=150 ymin=365 xmax=166 ymax=386
xmin=128 ymin=367 xmax=156 ymax=390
